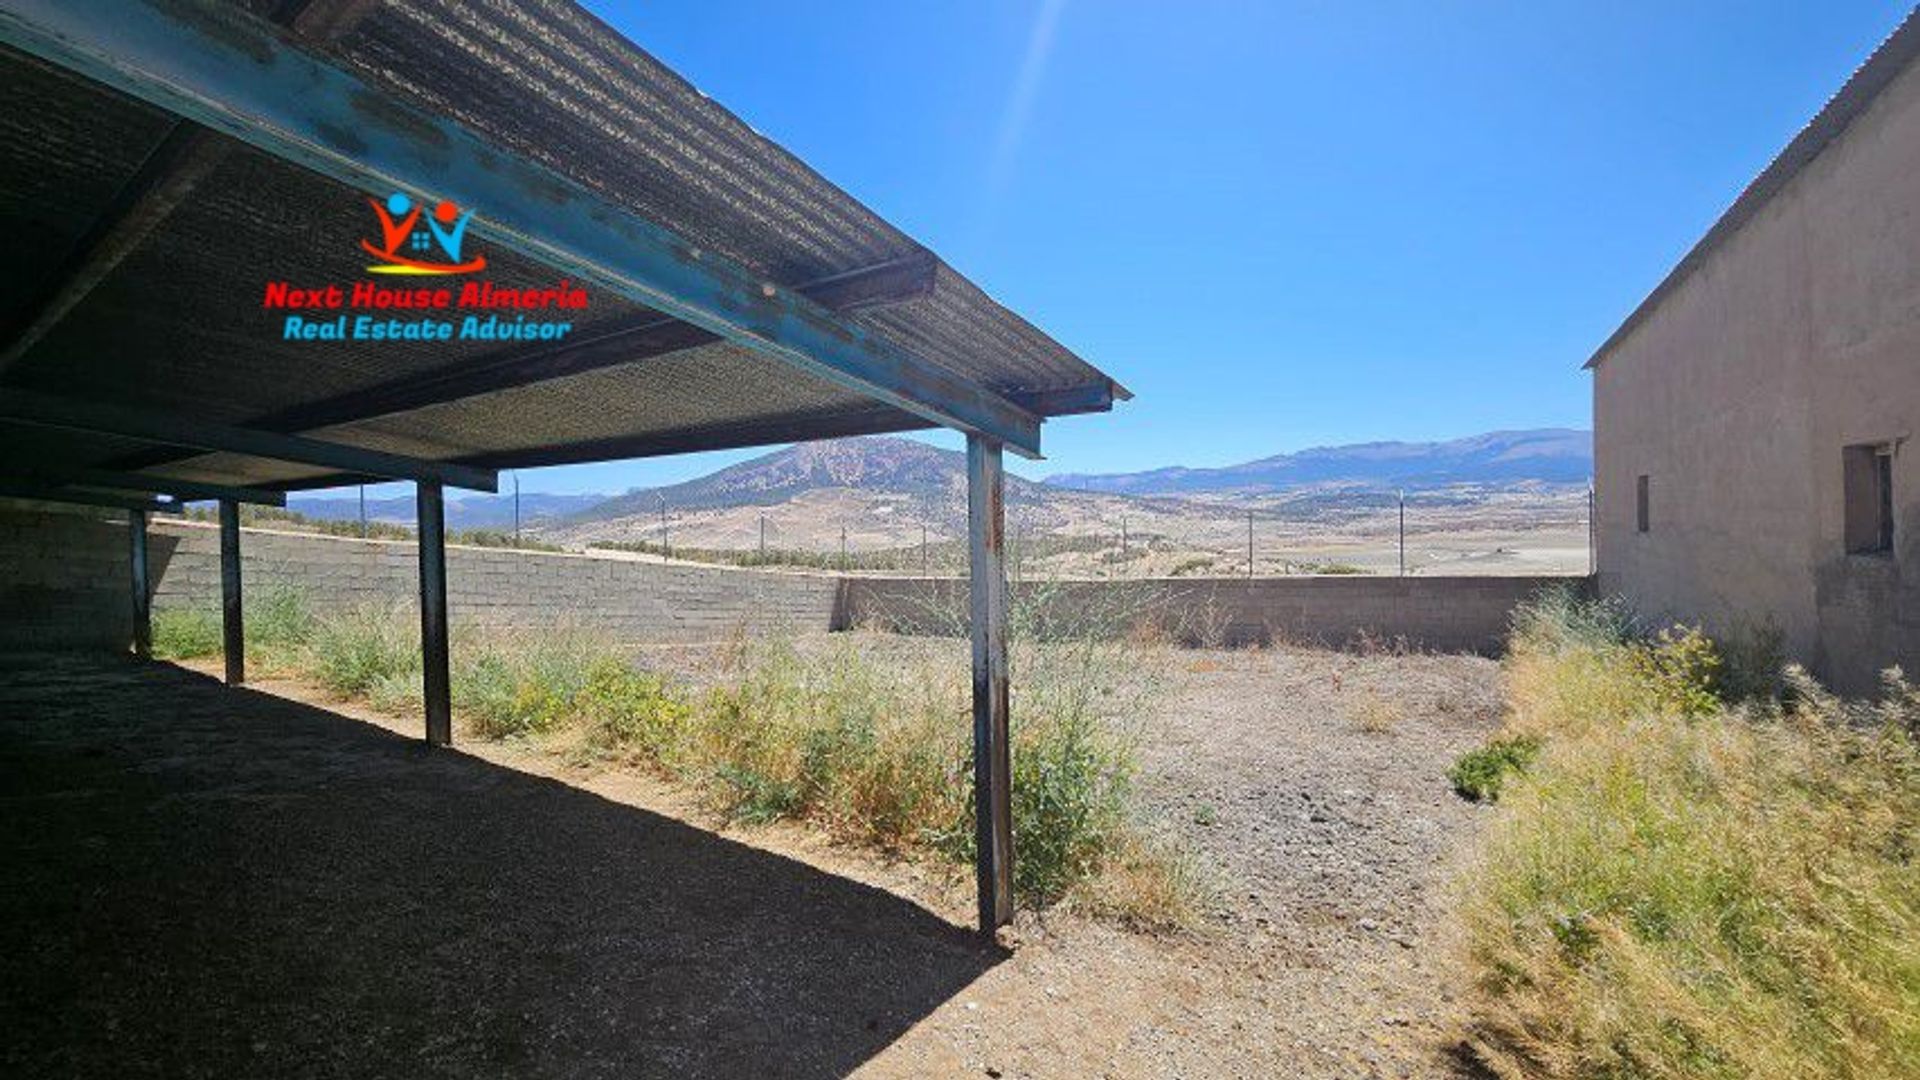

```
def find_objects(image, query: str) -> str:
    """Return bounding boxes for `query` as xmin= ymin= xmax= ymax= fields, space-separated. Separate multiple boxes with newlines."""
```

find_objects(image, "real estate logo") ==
xmin=361 ymin=191 xmax=487 ymax=275
xmin=262 ymin=189 xmax=589 ymax=342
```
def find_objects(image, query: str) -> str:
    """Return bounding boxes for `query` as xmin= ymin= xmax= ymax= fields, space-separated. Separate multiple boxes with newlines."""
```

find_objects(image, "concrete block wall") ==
xmin=0 ymin=505 xmax=139 ymax=651
xmin=844 ymin=574 xmax=1583 ymax=655
xmin=0 ymin=504 xmax=846 ymax=650
xmin=1 ymin=503 xmax=1579 ymax=657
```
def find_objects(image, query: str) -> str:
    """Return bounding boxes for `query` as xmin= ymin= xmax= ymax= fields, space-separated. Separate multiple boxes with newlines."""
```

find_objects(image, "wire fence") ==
xmin=568 ymin=487 xmax=1596 ymax=580
xmin=208 ymin=484 xmax=1595 ymax=580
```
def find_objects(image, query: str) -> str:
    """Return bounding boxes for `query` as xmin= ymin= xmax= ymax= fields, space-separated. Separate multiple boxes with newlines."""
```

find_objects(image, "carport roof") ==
xmin=0 ymin=0 xmax=1125 ymax=494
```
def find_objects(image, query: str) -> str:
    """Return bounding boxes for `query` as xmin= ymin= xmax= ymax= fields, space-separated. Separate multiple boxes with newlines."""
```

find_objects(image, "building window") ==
xmin=1636 ymin=474 xmax=1650 ymax=533
xmin=1844 ymin=443 xmax=1894 ymax=555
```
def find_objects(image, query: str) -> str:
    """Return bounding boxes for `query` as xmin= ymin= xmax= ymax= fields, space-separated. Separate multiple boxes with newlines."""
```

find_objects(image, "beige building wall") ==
xmin=1594 ymin=52 xmax=1920 ymax=694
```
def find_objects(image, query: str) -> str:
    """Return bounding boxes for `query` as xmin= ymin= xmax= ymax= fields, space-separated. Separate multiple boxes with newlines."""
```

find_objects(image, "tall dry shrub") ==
xmin=1458 ymin=591 xmax=1920 ymax=1080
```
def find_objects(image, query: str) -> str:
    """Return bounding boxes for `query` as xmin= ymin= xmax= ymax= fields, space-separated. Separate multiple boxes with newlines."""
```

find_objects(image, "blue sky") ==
xmin=484 ymin=0 xmax=1913 ymax=497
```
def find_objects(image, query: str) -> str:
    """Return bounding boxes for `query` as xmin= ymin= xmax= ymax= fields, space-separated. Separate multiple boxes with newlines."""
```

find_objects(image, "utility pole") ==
xmin=1247 ymin=509 xmax=1254 ymax=579
xmin=1398 ymin=490 xmax=1406 ymax=576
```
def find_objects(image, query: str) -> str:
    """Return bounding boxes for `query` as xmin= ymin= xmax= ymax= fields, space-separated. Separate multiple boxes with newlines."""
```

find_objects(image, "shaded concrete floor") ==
xmin=0 ymin=653 xmax=997 ymax=1079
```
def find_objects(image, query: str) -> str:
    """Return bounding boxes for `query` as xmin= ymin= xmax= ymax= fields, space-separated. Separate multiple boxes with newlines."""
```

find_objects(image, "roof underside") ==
xmin=0 ymin=0 xmax=1121 ymax=491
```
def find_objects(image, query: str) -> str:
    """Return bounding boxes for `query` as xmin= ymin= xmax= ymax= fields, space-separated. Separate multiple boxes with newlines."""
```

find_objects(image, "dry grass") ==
xmin=1352 ymin=691 xmax=1402 ymax=735
xmin=1454 ymin=588 xmax=1920 ymax=1079
xmin=152 ymin=593 xmax=1207 ymax=930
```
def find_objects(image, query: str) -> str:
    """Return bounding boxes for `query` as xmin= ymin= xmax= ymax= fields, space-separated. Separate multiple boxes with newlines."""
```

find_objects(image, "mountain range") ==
xmin=286 ymin=428 xmax=1591 ymax=539
xmin=1043 ymin=428 xmax=1591 ymax=496
xmin=286 ymin=491 xmax=605 ymax=531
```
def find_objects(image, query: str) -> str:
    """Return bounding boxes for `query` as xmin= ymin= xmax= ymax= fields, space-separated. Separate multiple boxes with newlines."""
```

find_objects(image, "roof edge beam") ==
xmin=0 ymin=0 xmax=1043 ymax=456
xmin=259 ymin=381 xmax=1122 ymax=489
xmin=0 ymin=390 xmax=498 ymax=492
xmin=0 ymin=479 xmax=182 ymax=514
xmin=33 ymin=467 xmax=287 ymax=506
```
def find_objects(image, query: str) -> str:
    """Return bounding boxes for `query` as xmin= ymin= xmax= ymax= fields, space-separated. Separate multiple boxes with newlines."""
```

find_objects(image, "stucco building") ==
xmin=1590 ymin=12 xmax=1920 ymax=694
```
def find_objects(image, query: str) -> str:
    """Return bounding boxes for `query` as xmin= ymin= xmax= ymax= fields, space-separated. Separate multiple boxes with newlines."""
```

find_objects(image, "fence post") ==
xmin=1588 ymin=483 xmax=1596 ymax=576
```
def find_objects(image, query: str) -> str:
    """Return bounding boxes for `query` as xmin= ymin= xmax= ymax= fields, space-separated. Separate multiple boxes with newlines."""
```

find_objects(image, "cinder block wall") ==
xmin=0 ymin=504 xmax=140 ymax=651
xmin=844 ymin=574 xmax=1578 ymax=655
xmin=0 ymin=503 xmax=1579 ymax=657
xmin=0 ymin=505 xmax=847 ymax=649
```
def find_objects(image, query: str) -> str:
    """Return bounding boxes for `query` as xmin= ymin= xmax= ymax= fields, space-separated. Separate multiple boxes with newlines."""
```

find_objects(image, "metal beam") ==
xmin=0 ymin=0 xmax=379 ymax=375
xmin=261 ymin=380 xmax=1122 ymax=490
xmin=0 ymin=479 xmax=181 ymax=514
xmin=967 ymin=434 xmax=1014 ymax=935
xmin=0 ymin=389 xmax=498 ymax=492
xmin=0 ymin=0 xmax=1045 ymax=456
xmin=416 ymin=481 xmax=452 ymax=747
xmin=219 ymin=498 xmax=243 ymax=685
xmin=0 ymin=126 xmax=228 ymax=373
xmin=27 ymin=467 xmax=286 ymax=506
xmin=129 ymin=508 xmax=150 ymax=659
xmin=119 ymin=254 xmax=941 ymax=464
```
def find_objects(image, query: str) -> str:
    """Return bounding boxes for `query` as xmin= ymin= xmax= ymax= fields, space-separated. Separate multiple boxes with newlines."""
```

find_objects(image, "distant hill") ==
xmin=1044 ymin=428 xmax=1592 ymax=496
xmin=287 ymin=491 xmax=606 ymax=531
xmin=568 ymin=437 xmax=1047 ymax=523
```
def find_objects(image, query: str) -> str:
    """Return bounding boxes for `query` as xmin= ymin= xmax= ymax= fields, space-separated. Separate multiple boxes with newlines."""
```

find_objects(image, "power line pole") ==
xmin=1398 ymin=490 xmax=1406 ymax=577
xmin=1246 ymin=508 xmax=1254 ymax=578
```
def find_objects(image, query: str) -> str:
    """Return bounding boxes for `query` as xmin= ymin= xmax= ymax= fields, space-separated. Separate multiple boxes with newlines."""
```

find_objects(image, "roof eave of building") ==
xmin=1583 ymin=7 xmax=1920 ymax=372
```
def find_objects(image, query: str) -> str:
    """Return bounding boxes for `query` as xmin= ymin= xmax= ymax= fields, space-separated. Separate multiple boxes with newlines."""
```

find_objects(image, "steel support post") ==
xmin=417 ymin=482 xmax=452 ymax=746
xmin=967 ymin=434 xmax=1014 ymax=935
xmin=219 ymin=499 xmax=244 ymax=684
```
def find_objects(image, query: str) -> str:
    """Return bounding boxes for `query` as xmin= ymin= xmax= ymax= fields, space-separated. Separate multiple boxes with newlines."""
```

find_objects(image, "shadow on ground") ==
xmin=0 ymin=653 xmax=998 ymax=1079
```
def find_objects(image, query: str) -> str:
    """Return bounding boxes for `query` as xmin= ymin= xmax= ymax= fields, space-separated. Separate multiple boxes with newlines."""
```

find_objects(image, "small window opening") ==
xmin=1635 ymin=474 xmax=1650 ymax=533
xmin=1844 ymin=444 xmax=1894 ymax=555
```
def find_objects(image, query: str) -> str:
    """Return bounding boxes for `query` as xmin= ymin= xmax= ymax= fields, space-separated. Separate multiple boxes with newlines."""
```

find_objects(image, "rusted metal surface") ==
xmin=0 ymin=0 xmax=1047 ymax=456
xmin=129 ymin=507 xmax=150 ymax=659
xmin=219 ymin=497 xmax=243 ymax=685
xmin=0 ymin=389 xmax=498 ymax=492
xmin=416 ymin=480 xmax=451 ymax=747
xmin=967 ymin=434 xmax=1013 ymax=934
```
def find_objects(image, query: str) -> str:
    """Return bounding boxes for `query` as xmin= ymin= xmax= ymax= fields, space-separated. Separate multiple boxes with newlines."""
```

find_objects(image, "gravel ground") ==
xmin=0 ymin=639 xmax=1505 ymax=1078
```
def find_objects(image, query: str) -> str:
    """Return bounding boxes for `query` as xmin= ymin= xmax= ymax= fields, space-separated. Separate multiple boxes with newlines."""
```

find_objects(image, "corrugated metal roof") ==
xmin=0 ymin=0 xmax=1122 ymax=489
xmin=1585 ymin=6 xmax=1920 ymax=370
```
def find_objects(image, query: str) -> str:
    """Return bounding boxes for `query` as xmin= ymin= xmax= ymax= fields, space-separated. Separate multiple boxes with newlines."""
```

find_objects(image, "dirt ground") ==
xmin=0 ymin=639 xmax=1503 ymax=1078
